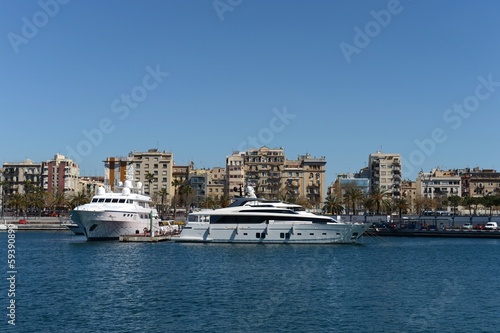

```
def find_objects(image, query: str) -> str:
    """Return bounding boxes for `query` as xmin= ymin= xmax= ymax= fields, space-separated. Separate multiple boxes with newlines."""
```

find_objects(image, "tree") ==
xmin=367 ymin=188 xmax=390 ymax=215
xmin=171 ymin=179 xmax=182 ymax=219
xmin=323 ymin=194 xmax=344 ymax=215
xmin=69 ymin=192 xmax=90 ymax=209
xmin=158 ymin=187 xmax=169 ymax=218
xmin=145 ymin=172 xmax=155 ymax=195
xmin=7 ymin=193 xmax=25 ymax=216
xmin=344 ymin=187 xmax=363 ymax=215
xmin=447 ymin=195 xmax=462 ymax=215
xmin=393 ymin=197 xmax=409 ymax=218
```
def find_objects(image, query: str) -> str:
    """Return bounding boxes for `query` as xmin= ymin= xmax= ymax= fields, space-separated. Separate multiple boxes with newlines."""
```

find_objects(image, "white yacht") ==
xmin=70 ymin=180 xmax=161 ymax=240
xmin=176 ymin=187 xmax=369 ymax=244
xmin=61 ymin=220 xmax=85 ymax=235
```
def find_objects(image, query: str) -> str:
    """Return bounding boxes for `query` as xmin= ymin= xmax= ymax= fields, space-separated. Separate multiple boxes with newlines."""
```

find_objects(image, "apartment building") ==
xmin=459 ymin=167 xmax=500 ymax=197
xmin=225 ymin=151 xmax=245 ymax=196
xmin=104 ymin=149 xmax=174 ymax=199
xmin=368 ymin=151 xmax=402 ymax=197
xmin=41 ymin=154 xmax=80 ymax=195
xmin=241 ymin=146 xmax=327 ymax=205
xmin=416 ymin=168 xmax=461 ymax=199
xmin=243 ymin=146 xmax=286 ymax=199
xmin=2 ymin=159 xmax=42 ymax=195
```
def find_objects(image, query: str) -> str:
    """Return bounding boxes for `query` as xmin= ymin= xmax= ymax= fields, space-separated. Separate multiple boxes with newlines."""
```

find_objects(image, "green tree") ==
xmin=158 ymin=187 xmax=169 ymax=218
xmin=393 ymin=197 xmax=409 ymax=218
xmin=367 ymin=188 xmax=390 ymax=215
xmin=145 ymin=172 xmax=155 ymax=195
xmin=323 ymin=194 xmax=344 ymax=215
xmin=344 ymin=186 xmax=364 ymax=215
xmin=171 ymin=179 xmax=182 ymax=219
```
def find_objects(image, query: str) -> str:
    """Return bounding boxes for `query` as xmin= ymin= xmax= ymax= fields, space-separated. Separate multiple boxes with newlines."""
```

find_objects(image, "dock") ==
xmin=119 ymin=234 xmax=173 ymax=242
xmin=365 ymin=228 xmax=500 ymax=238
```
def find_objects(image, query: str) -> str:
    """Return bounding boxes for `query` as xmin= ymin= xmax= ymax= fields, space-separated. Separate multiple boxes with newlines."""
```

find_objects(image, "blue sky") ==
xmin=1 ymin=0 xmax=500 ymax=187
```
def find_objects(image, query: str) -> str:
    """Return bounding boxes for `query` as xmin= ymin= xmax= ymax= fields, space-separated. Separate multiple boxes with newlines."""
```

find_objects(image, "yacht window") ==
xmin=187 ymin=215 xmax=199 ymax=222
xmin=256 ymin=233 xmax=261 ymax=238
xmin=286 ymin=233 xmax=290 ymax=239
xmin=322 ymin=233 xmax=327 ymax=235
xmin=119 ymin=199 xmax=125 ymax=203
xmin=297 ymin=233 xmax=302 ymax=235
xmin=280 ymin=233 xmax=285 ymax=239
xmin=112 ymin=199 xmax=119 ymax=203
xmin=105 ymin=199 xmax=112 ymax=203
xmin=310 ymin=233 xmax=314 ymax=235
xmin=243 ymin=233 xmax=248 ymax=236
xmin=92 ymin=198 xmax=98 ymax=203
xmin=98 ymin=199 xmax=105 ymax=203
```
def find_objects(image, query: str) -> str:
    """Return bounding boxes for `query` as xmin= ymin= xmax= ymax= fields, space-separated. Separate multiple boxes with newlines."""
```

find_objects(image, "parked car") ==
xmin=474 ymin=224 xmax=486 ymax=230
xmin=462 ymin=223 xmax=473 ymax=230
xmin=485 ymin=222 xmax=498 ymax=230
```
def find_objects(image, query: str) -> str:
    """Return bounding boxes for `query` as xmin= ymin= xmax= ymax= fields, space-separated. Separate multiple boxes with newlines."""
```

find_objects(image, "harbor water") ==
xmin=1 ymin=230 xmax=499 ymax=333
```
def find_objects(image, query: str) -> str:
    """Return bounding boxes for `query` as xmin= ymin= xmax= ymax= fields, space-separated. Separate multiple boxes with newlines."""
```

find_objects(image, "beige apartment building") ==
xmin=104 ymin=149 xmax=174 ymax=201
xmin=460 ymin=168 xmax=500 ymax=197
xmin=368 ymin=151 xmax=402 ymax=197
xmin=416 ymin=168 xmax=461 ymax=199
xmin=240 ymin=146 xmax=326 ymax=206
xmin=225 ymin=151 xmax=245 ymax=196
xmin=2 ymin=159 xmax=42 ymax=195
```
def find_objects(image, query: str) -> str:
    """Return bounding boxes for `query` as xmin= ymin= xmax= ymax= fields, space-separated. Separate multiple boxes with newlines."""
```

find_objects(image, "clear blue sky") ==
xmin=1 ymin=0 xmax=500 ymax=187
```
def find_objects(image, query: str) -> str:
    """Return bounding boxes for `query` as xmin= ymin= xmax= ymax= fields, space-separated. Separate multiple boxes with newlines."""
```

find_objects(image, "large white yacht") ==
xmin=70 ymin=180 xmax=161 ymax=240
xmin=176 ymin=187 xmax=369 ymax=244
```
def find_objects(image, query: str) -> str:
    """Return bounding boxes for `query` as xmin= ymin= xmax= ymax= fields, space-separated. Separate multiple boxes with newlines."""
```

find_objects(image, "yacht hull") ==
xmin=71 ymin=210 xmax=159 ymax=240
xmin=177 ymin=222 xmax=368 ymax=244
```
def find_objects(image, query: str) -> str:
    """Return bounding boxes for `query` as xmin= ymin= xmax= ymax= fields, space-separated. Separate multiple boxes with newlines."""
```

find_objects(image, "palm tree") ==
xmin=171 ymin=179 xmax=182 ymax=219
xmin=447 ymin=195 xmax=461 ymax=216
xmin=158 ymin=187 xmax=169 ymax=218
xmin=69 ymin=192 xmax=90 ymax=209
xmin=393 ymin=197 xmax=409 ymax=218
xmin=344 ymin=186 xmax=364 ymax=215
xmin=323 ymin=194 xmax=344 ymax=215
xmin=0 ymin=179 xmax=9 ymax=218
xmin=8 ymin=193 xmax=25 ymax=216
xmin=145 ymin=172 xmax=155 ymax=195
xmin=218 ymin=195 xmax=231 ymax=208
xmin=367 ymin=188 xmax=390 ymax=215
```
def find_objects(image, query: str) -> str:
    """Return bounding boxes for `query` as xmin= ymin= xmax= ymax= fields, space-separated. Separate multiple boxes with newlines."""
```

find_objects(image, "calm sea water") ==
xmin=1 ymin=230 xmax=500 ymax=333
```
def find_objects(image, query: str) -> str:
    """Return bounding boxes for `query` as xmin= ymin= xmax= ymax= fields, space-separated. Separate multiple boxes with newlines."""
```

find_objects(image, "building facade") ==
xmin=41 ymin=154 xmax=80 ymax=195
xmin=368 ymin=151 xmax=402 ymax=197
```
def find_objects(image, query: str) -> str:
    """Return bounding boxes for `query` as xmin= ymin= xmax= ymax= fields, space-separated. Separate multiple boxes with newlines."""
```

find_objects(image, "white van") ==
xmin=485 ymin=222 xmax=498 ymax=230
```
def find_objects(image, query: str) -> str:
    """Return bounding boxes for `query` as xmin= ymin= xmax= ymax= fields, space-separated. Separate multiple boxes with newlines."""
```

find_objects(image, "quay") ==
xmin=366 ymin=228 xmax=500 ymax=238
xmin=119 ymin=234 xmax=172 ymax=242
xmin=2 ymin=217 xmax=70 ymax=231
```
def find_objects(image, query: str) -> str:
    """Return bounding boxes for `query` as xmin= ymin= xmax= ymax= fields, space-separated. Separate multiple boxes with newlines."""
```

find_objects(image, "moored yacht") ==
xmin=71 ymin=180 xmax=161 ymax=240
xmin=176 ymin=187 xmax=369 ymax=244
